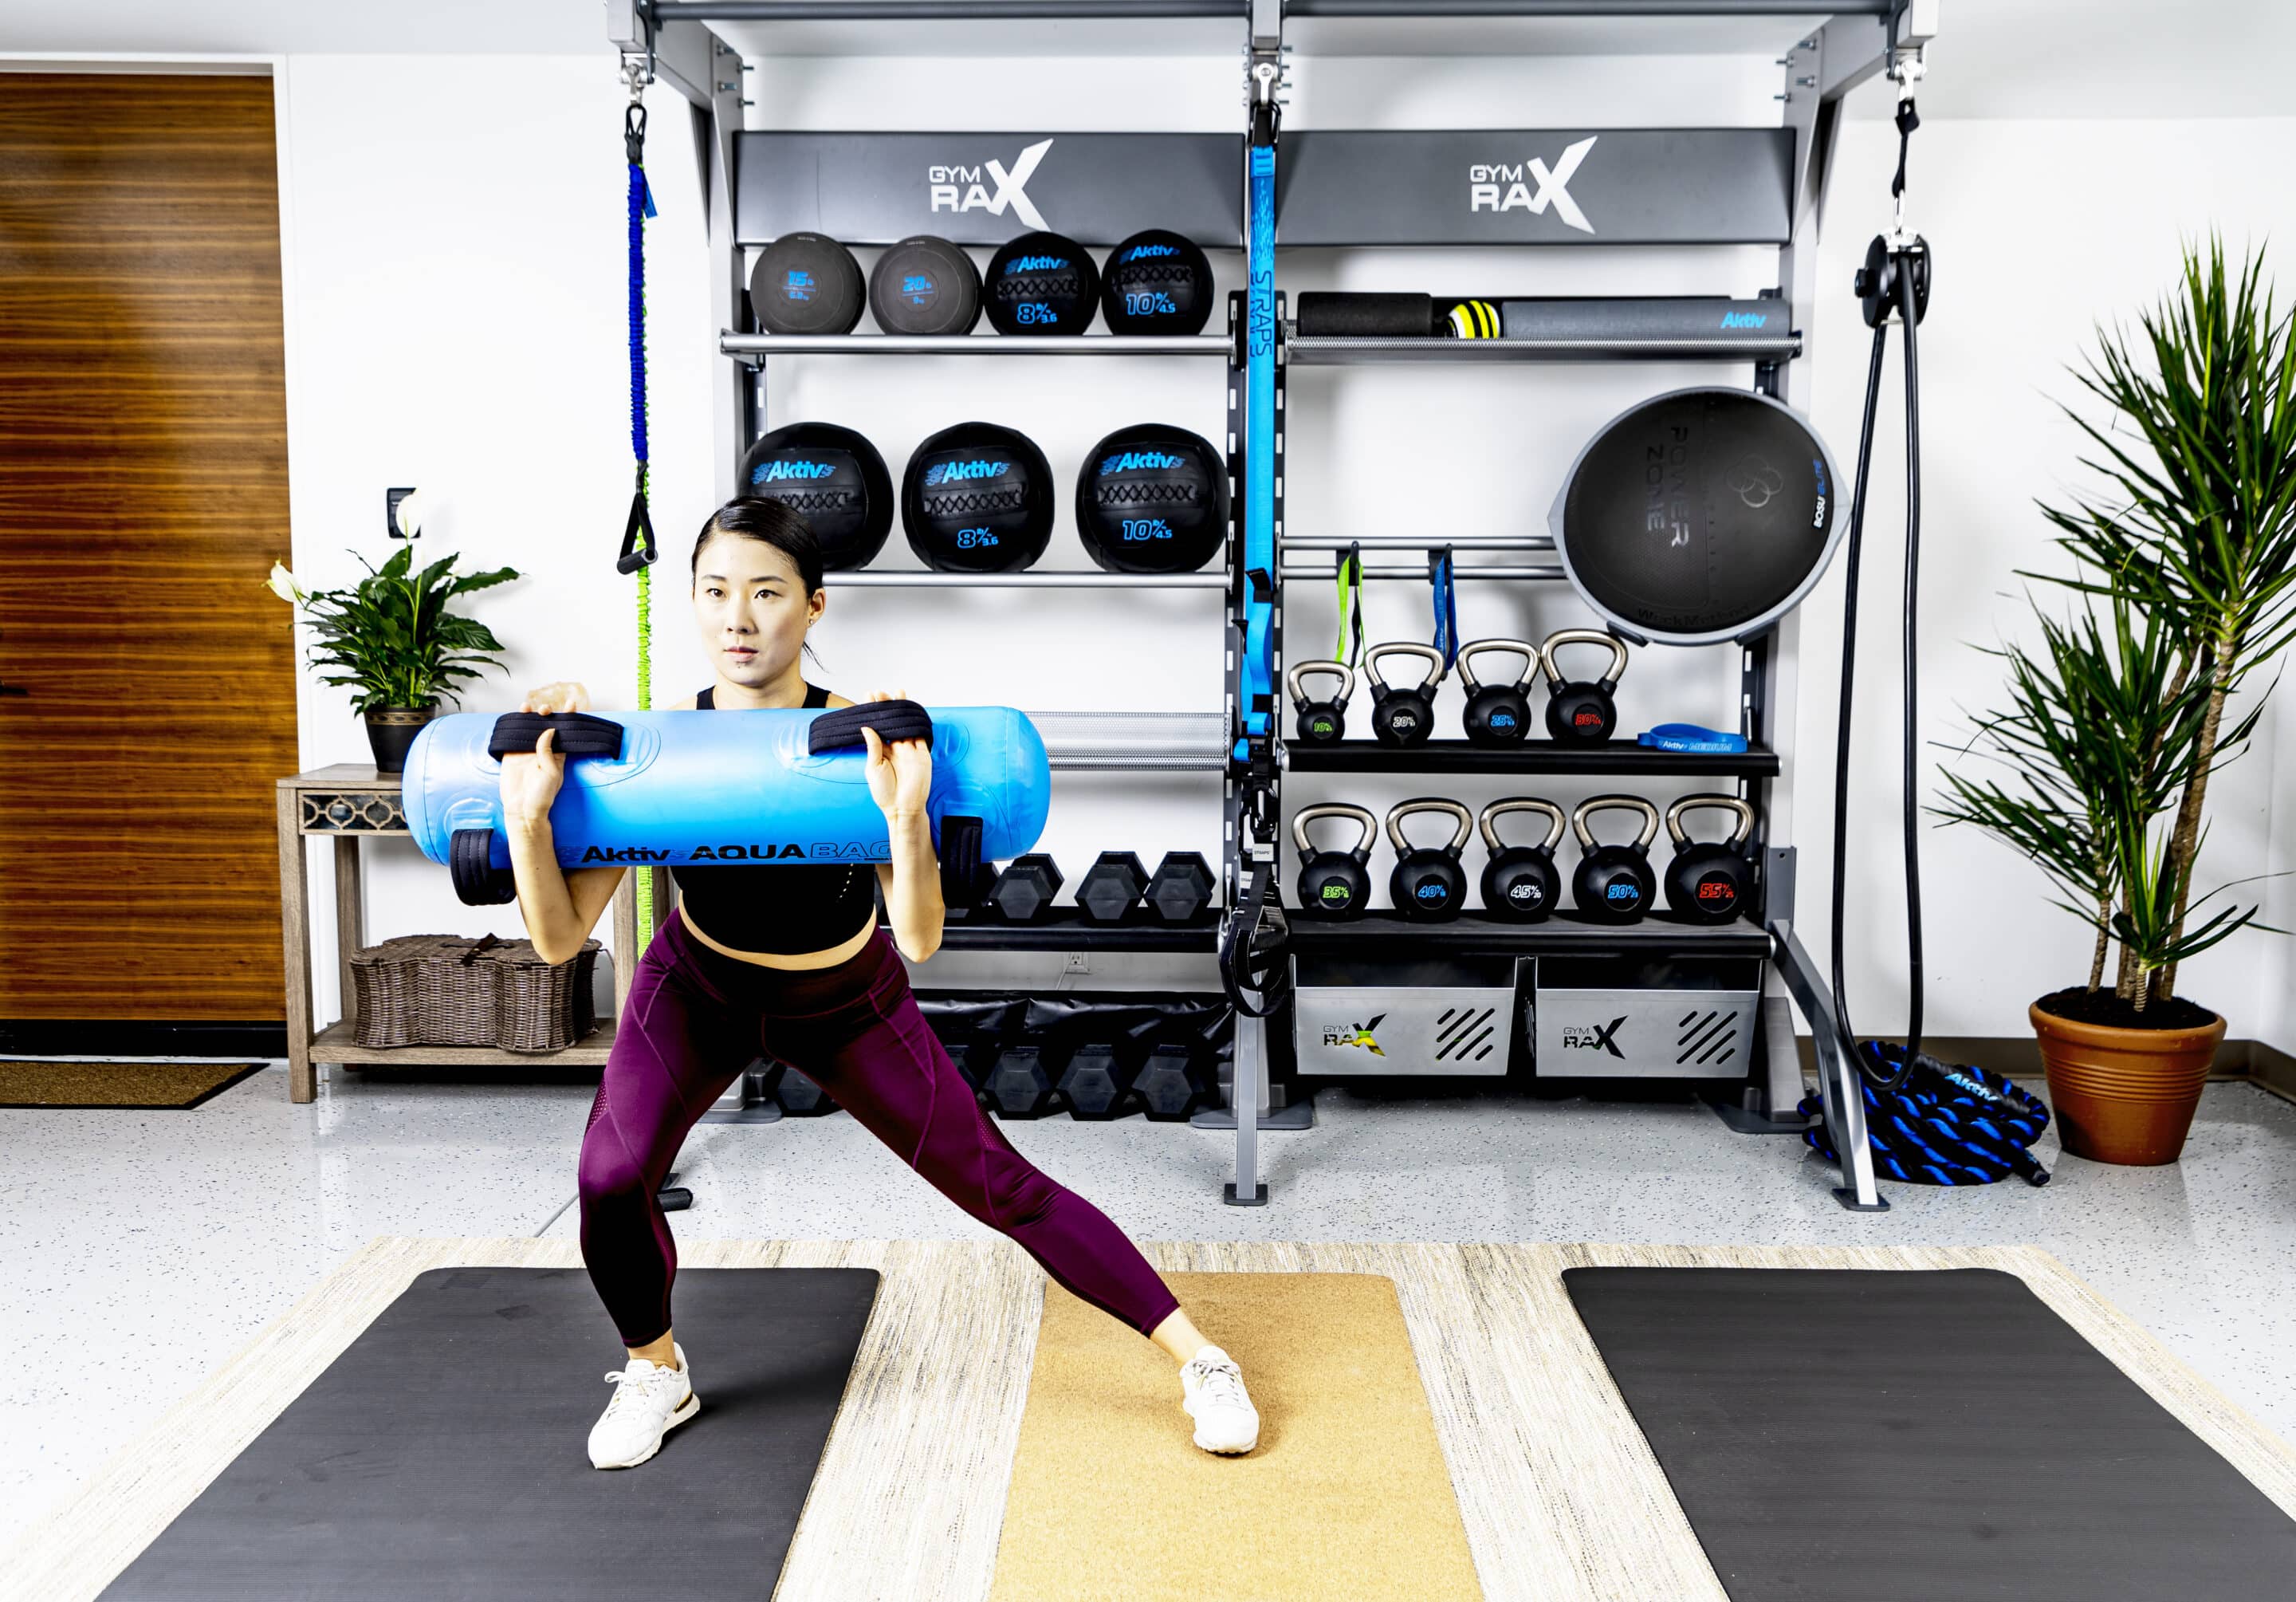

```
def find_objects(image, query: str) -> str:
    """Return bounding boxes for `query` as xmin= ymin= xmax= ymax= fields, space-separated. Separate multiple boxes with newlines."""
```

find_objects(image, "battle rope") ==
xmin=618 ymin=79 xmax=660 ymax=937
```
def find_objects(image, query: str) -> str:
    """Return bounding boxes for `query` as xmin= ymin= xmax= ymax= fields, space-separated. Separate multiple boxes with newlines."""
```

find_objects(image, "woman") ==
xmin=501 ymin=497 xmax=1258 ymax=1470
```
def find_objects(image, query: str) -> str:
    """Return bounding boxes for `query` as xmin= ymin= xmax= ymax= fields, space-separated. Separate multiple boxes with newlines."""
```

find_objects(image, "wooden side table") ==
xmin=276 ymin=763 xmax=655 ymax=1103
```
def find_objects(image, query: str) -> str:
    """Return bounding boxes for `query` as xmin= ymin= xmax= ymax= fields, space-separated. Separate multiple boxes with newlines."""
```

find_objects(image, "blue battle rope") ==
xmin=619 ymin=96 xmax=660 ymax=932
xmin=1799 ymin=1041 xmax=2052 ymax=1187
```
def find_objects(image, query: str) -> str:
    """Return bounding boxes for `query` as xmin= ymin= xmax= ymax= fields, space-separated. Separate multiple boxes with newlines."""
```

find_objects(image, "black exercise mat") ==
xmin=104 ymin=1265 xmax=880 ymax=1602
xmin=1563 ymin=1267 xmax=2296 ymax=1602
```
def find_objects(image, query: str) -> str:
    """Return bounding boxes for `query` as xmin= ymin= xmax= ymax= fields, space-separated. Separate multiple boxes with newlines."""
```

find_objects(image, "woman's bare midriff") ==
xmin=677 ymin=900 xmax=875 ymax=970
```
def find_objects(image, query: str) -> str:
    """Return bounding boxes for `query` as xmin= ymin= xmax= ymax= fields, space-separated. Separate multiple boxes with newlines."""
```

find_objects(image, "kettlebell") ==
xmin=1538 ymin=628 xmax=1630 ymax=744
xmin=1663 ymin=794 xmax=1756 ymax=923
xmin=1293 ymin=801 xmax=1377 ymax=919
xmin=1386 ymin=797 xmax=1472 ymax=922
xmin=1366 ymin=642 xmax=1445 ymax=748
xmin=1457 ymin=639 xmax=1538 ymax=746
xmin=1571 ymin=794 xmax=1660 ymax=923
xmin=1477 ymin=797 xmax=1566 ymax=923
xmin=1287 ymin=660 xmax=1354 ymax=746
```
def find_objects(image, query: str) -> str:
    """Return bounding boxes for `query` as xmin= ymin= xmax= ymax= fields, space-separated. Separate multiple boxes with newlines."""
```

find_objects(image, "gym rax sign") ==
xmin=735 ymin=128 xmax=1791 ymax=248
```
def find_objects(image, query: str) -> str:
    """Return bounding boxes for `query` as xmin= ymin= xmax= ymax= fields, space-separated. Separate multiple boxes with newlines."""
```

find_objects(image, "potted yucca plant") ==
xmin=1939 ymin=239 xmax=2296 ymax=1164
xmin=268 ymin=542 xmax=521 ymax=773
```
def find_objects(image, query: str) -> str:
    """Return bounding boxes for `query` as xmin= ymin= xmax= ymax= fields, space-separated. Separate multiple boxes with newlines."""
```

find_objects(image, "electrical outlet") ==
xmin=1063 ymin=951 xmax=1091 ymax=975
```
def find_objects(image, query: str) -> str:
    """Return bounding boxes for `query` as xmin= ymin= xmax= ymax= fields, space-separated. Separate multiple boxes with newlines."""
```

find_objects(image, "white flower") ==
xmin=266 ymin=561 xmax=305 ymax=604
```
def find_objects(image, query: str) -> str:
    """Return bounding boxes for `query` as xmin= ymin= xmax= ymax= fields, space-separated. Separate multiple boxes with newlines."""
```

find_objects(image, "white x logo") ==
xmin=1527 ymin=136 xmax=1598 ymax=234
xmin=985 ymin=139 xmax=1054 ymax=230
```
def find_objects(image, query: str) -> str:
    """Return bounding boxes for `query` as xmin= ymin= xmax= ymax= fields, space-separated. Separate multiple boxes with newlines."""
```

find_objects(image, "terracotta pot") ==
xmin=364 ymin=704 xmax=437 ymax=774
xmin=2030 ymin=999 xmax=2224 ymax=1166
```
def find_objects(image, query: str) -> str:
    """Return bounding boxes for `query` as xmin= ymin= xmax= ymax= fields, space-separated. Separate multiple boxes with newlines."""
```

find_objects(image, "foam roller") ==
xmin=401 ymin=706 xmax=1051 ymax=907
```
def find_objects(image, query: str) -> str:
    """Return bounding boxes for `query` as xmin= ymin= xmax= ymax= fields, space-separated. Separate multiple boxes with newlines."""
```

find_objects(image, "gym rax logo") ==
xmin=1560 ymin=1016 xmax=1628 ymax=1057
xmin=928 ymin=138 xmax=1053 ymax=227
xmin=1467 ymin=136 xmax=1598 ymax=234
xmin=1320 ymin=1014 xmax=1386 ymax=1056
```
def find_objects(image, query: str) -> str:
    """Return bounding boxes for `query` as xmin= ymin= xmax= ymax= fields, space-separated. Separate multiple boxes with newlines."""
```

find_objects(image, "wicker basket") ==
xmin=349 ymin=933 xmax=600 ymax=1053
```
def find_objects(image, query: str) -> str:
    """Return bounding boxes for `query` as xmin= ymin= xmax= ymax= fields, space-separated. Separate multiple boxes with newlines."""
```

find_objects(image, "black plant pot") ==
xmin=364 ymin=705 xmax=438 ymax=774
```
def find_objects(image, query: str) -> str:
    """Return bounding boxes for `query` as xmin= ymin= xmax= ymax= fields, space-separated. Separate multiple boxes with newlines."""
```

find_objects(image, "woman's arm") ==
xmin=501 ymin=681 xmax=629 ymax=965
xmin=841 ymin=689 xmax=944 ymax=962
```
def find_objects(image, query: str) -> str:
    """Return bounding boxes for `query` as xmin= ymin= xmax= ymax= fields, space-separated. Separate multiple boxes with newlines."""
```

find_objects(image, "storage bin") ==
xmin=348 ymin=933 xmax=599 ymax=1053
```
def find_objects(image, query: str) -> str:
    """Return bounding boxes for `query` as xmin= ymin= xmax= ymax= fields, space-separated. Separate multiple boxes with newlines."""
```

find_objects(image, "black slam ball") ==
xmin=737 ymin=423 xmax=893 ymax=571
xmin=901 ymin=422 xmax=1056 ymax=573
xmin=1099 ymin=229 xmax=1214 ymax=336
xmin=1075 ymin=423 xmax=1231 ymax=573
xmin=983 ymin=232 xmax=1100 ymax=337
xmin=748 ymin=232 xmax=863 ymax=337
xmin=867 ymin=235 xmax=982 ymax=337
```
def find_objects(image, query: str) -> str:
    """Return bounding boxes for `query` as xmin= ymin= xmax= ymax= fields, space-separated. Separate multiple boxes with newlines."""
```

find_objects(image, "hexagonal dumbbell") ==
xmin=1133 ymin=1041 xmax=1216 ymax=1120
xmin=987 ymin=854 xmax=1063 ymax=922
xmin=1144 ymin=851 xmax=1214 ymax=923
xmin=1076 ymin=850 xmax=1149 ymax=923
xmin=984 ymin=1045 xmax=1059 ymax=1119
xmin=1057 ymin=1042 xmax=1137 ymax=1120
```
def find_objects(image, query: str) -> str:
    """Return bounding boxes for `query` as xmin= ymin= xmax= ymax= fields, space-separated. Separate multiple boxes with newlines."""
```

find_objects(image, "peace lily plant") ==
xmin=268 ymin=526 xmax=521 ymax=773
xmin=1937 ymin=239 xmax=2296 ymax=1164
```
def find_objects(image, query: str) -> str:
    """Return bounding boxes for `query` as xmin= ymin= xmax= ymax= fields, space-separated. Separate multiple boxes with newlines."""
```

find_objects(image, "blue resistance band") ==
xmin=1638 ymin=722 xmax=1750 ymax=754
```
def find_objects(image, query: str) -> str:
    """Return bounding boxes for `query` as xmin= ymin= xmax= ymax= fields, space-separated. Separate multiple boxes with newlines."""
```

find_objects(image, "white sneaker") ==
xmin=588 ymin=1343 xmax=698 ymax=1469
xmin=1180 ymin=1344 xmax=1260 ymax=1454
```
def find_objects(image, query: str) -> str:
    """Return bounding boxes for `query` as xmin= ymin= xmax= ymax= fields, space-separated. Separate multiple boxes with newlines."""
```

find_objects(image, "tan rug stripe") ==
xmin=11 ymin=1238 xmax=2296 ymax=1602
xmin=0 ymin=1061 xmax=261 ymax=1108
xmin=991 ymin=1270 xmax=1481 ymax=1601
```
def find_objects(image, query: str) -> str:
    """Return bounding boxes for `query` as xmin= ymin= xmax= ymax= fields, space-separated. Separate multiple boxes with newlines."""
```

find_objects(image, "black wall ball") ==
xmin=737 ymin=423 xmax=893 ymax=571
xmin=1099 ymin=230 xmax=1214 ymax=336
xmin=983 ymin=232 xmax=1099 ymax=337
xmin=748 ymin=233 xmax=863 ymax=337
xmin=1548 ymin=387 xmax=1845 ymax=646
xmin=901 ymin=422 xmax=1055 ymax=573
xmin=868 ymin=236 xmax=981 ymax=337
xmin=1074 ymin=423 xmax=1230 ymax=573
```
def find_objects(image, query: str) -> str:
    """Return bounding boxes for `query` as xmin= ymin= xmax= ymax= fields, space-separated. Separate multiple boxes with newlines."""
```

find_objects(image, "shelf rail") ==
xmin=721 ymin=332 xmax=1233 ymax=360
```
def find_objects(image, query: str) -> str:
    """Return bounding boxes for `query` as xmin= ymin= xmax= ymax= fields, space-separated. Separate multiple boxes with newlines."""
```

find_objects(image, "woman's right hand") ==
xmin=501 ymin=682 xmax=589 ymax=828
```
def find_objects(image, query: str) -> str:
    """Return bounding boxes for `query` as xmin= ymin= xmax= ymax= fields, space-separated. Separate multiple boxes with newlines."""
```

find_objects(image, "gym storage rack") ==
xmin=608 ymin=0 xmax=1927 ymax=1211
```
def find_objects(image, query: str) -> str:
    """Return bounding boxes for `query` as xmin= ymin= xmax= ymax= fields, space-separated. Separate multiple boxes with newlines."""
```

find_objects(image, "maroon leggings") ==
xmin=578 ymin=912 xmax=1181 ymax=1348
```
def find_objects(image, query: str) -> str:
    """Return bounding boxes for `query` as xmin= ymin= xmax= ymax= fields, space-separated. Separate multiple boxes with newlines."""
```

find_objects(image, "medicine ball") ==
xmin=748 ymin=232 xmax=863 ymax=337
xmin=1100 ymin=229 xmax=1213 ymax=336
xmin=1075 ymin=423 xmax=1229 ymax=574
xmin=1548 ymin=386 xmax=1845 ymax=647
xmin=984 ymin=232 xmax=1099 ymax=337
xmin=868 ymin=235 xmax=981 ymax=337
xmin=737 ymin=423 xmax=892 ymax=571
xmin=901 ymin=422 xmax=1055 ymax=573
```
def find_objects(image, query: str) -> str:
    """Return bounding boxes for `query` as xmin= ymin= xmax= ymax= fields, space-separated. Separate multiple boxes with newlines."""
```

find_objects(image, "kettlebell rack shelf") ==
xmin=1286 ymin=742 xmax=1780 ymax=777
xmin=1284 ymin=911 xmax=1772 ymax=960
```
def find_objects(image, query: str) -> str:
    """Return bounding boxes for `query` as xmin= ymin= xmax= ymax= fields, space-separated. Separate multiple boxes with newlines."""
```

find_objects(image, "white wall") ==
xmin=267 ymin=49 xmax=2296 ymax=1048
xmin=1795 ymin=115 xmax=2296 ymax=1051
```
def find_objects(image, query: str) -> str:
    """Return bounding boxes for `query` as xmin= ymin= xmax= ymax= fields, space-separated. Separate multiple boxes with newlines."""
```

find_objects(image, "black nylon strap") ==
xmin=1219 ymin=860 xmax=1290 ymax=1019
xmin=450 ymin=829 xmax=517 ymax=907
xmin=938 ymin=814 xmax=984 ymax=907
xmin=807 ymin=699 xmax=933 ymax=754
xmin=488 ymin=712 xmax=626 ymax=761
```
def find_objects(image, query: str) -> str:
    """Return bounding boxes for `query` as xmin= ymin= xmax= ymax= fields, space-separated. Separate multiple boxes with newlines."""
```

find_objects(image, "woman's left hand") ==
xmin=860 ymin=687 xmax=934 ymax=821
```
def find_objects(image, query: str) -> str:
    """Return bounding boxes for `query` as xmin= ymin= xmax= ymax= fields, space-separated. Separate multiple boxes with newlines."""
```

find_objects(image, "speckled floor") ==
xmin=3 ymin=1065 xmax=2293 ymax=1552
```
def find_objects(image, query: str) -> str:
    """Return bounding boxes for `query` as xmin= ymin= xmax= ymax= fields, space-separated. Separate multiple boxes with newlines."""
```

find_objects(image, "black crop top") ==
xmin=669 ymin=683 xmax=880 ymax=955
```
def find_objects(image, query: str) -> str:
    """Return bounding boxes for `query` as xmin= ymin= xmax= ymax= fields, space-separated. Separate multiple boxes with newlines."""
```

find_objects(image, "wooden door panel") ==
xmin=0 ymin=73 xmax=297 ymax=1025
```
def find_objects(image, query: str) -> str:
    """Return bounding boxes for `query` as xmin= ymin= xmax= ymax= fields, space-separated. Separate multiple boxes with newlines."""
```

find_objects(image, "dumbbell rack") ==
xmin=611 ymin=0 xmax=1908 ymax=1210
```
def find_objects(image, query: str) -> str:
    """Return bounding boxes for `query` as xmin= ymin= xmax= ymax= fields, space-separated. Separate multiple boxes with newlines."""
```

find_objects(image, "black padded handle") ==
xmin=488 ymin=712 xmax=626 ymax=761
xmin=808 ymin=699 xmax=934 ymax=754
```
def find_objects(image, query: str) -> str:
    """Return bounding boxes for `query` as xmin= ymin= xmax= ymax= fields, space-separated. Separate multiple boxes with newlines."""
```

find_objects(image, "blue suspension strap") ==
xmin=1428 ymin=544 xmax=1459 ymax=672
xmin=618 ymin=78 xmax=660 ymax=935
